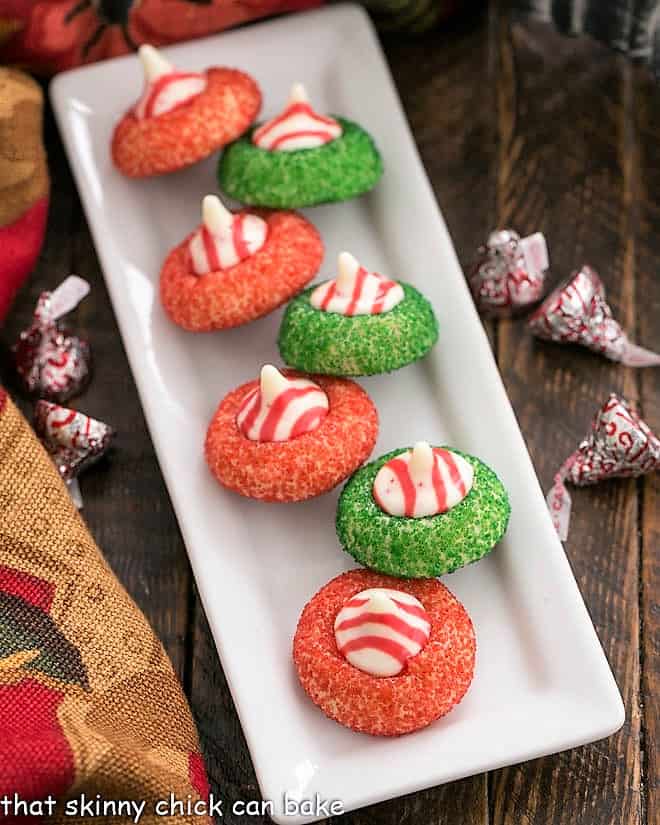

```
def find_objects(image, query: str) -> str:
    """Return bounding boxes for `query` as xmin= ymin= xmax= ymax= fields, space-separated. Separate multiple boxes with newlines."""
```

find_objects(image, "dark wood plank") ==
xmin=633 ymin=65 xmax=660 ymax=825
xmin=0 ymin=106 xmax=192 ymax=680
xmin=490 ymin=15 xmax=643 ymax=825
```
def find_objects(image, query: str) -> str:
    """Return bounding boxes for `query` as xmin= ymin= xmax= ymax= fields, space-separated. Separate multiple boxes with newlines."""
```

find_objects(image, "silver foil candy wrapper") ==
xmin=547 ymin=394 xmax=660 ymax=539
xmin=469 ymin=229 xmax=549 ymax=316
xmin=34 ymin=400 xmax=114 ymax=508
xmin=529 ymin=265 xmax=660 ymax=367
xmin=13 ymin=276 xmax=92 ymax=402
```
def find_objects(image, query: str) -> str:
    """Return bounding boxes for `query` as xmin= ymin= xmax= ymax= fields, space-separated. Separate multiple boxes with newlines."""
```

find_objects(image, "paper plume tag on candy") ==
xmin=548 ymin=394 xmax=660 ymax=539
xmin=34 ymin=400 xmax=114 ymax=508
xmin=469 ymin=229 xmax=549 ymax=316
xmin=529 ymin=265 xmax=660 ymax=366
xmin=520 ymin=232 xmax=549 ymax=277
xmin=13 ymin=275 xmax=92 ymax=402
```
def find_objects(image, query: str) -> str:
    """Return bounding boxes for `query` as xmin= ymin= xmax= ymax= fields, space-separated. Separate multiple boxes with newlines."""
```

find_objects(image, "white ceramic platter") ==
xmin=51 ymin=5 xmax=624 ymax=822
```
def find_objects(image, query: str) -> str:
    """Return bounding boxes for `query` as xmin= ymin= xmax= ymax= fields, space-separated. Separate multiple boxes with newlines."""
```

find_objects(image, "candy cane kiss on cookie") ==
xmin=373 ymin=441 xmax=474 ymax=518
xmin=188 ymin=196 xmax=268 ymax=275
xmin=160 ymin=200 xmax=323 ymax=331
xmin=334 ymin=588 xmax=431 ymax=677
xmin=253 ymin=83 xmax=342 ymax=152
xmin=337 ymin=444 xmax=510 ymax=578
xmin=236 ymin=365 xmax=329 ymax=442
xmin=311 ymin=252 xmax=404 ymax=316
xmin=112 ymin=44 xmax=262 ymax=177
xmin=294 ymin=569 xmax=476 ymax=736
xmin=205 ymin=367 xmax=378 ymax=502
xmin=134 ymin=45 xmax=207 ymax=120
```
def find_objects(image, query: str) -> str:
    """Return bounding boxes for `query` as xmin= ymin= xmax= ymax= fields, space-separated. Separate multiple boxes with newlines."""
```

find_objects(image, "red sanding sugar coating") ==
xmin=161 ymin=211 xmax=323 ymax=331
xmin=205 ymin=373 xmax=378 ymax=502
xmin=111 ymin=68 xmax=261 ymax=177
xmin=294 ymin=569 xmax=476 ymax=736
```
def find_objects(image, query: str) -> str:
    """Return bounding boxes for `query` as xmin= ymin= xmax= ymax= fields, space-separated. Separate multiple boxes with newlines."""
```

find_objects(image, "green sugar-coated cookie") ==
xmin=336 ymin=447 xmax=511 ymax=577
xmin=278 ymin=283 xmax=438 ymax=376
xmin=218 ymin=118 xmax=383 ymax=208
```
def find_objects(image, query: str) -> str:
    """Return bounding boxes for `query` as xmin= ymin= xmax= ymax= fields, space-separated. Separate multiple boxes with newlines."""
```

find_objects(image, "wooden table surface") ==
xmin=1 ymin=6 xmax=658 ymax=824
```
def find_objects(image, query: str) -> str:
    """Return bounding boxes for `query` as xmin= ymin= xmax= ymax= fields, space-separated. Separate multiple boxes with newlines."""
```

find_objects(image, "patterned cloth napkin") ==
xmin=0 ymin=388 xmax=210 ymax=823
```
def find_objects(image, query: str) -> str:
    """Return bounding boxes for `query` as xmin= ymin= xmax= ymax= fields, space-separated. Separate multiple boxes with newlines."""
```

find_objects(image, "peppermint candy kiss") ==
xmin=34 ymin=400 xmax=114 ymax=481
xmin=134 ymin=45 xmax=207 ymax=120
xmin=334 ymin=588 xmax=431 ymax=677
xmin=310 ymin=252 xmax=405 ymax=317
xmin=34 ymin=400 xmax=115 ymax=509
xmin=13 ymin=275 xmax=91 ymax=403
xmin=188 ymin=196 xmax=268 ymax=275
xmin=373 ymin=442 xmax=474 ymax=518
xmin=528 ymin=266 xmax=660 ymax=367
xmin=470 ymin=228 xmax=549 ymax=316
xmin=547 ymin=394 xmax=660 ymax=540
xmin=236 ymin=365 xmax=329 ymax=442
xmin=252 ymin=83 xmax=342 ymax=152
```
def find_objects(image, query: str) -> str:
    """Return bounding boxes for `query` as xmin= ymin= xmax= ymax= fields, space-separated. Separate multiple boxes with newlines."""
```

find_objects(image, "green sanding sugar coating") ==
xmin=278 ymin=283 xmax=438 ymax=376
xmin=218 ymin=118 xmax=383 ymax=208
xmin=336 ymin=447 xmax=511 ymax=577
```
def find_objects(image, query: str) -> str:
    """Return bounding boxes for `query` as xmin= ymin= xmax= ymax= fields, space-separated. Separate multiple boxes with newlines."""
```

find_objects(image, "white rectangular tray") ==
xmin=51 ymin=6 xmax=624 ymax=822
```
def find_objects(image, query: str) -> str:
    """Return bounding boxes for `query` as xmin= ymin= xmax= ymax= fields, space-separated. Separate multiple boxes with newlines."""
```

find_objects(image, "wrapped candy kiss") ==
xmin=469 ymin=229 xmax=549 ymax=316
xmin=13 ymin=275 xmax=91 ymax=402
xmin=547 ymin=394 xmax=660 ymax=540
xmin=34 ymin=401 xmax=115 ymax=509
xmin=529 ymin=265 xmax=660 ymax=366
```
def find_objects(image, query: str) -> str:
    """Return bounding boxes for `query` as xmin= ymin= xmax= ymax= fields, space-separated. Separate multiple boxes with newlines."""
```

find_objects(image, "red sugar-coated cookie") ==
xmin=111 ymin=68 xmax=261 ymax=178
xmin=205 ymin=372 xmax=378 ymax=502
xmin=294 ymin=569 xmax=476 ymax=736
xmin=160 ymin=210 xmax=323 ymax=331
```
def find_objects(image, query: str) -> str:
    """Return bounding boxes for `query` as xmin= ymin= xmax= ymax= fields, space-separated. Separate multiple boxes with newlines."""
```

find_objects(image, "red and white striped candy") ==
xmin=236 ymin=365 xmax=329 ymax=442
xmin=373 ymin=442 xmax=474 ymax=518
xmin=134 ymin=45 xmax=206 ymax=120
xmin=334 ymin=588 xmax=431 ymax=677
xmin=252 ymin=83 xmax=342 ymax=152
xmin=310 ymin=252 xmax=404 ymax=317
xmin=188 ymin=195 xmax=268 ymax=274
xmin=34 ymin=400 xmax=114 ymax=482
xmin=547 ymin=393 xmax=660 ymax=540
